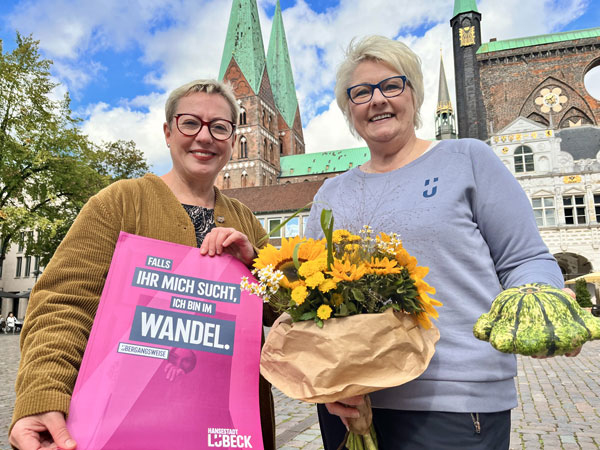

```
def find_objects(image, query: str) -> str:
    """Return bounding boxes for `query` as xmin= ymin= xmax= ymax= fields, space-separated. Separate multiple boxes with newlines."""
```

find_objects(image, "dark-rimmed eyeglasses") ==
xmin=174 ymin=114 xmax=236 ymax=141
xmin=347 ymin=76 xmax=408 ymax=105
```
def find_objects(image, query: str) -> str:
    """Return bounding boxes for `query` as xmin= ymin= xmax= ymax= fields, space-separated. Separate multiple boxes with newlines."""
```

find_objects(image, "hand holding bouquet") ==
xmin=241 ymin=211 xmax=442 ymax=449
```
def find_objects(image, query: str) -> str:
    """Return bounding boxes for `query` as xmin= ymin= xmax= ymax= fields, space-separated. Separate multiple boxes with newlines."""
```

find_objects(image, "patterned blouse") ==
xmin=182 ymin=204 xmax=216 ymax=247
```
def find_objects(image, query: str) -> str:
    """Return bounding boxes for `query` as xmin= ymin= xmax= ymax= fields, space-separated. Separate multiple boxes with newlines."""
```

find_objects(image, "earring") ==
xmin=167 ymin=144 xmax=170 ymax=148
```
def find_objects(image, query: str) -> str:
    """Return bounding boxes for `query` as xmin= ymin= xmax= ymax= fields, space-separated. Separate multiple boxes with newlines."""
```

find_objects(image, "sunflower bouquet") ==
xmin=242 ymin=210 xmax=441 ymax=450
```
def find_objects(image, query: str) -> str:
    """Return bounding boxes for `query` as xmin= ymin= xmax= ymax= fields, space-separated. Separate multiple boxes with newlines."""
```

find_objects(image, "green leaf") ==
xmin=299 ymin=311 xmax=317 ymax=321
xmin=351 ymin=288 xmax=365 ymax=302
xmin=320 ymin=209 xmax=334 ymax=270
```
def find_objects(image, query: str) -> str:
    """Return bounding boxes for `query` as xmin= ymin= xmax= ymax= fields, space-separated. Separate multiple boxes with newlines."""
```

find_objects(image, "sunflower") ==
xmin=364 ymin=257 xmax=401 ymax=275
xmin=327 ymin=258 xmax=367 ymax=282
xmin=254 ymin=237 xmax=326 ymax=289
xmin=318 ymin=278 xmax=338 ymax=293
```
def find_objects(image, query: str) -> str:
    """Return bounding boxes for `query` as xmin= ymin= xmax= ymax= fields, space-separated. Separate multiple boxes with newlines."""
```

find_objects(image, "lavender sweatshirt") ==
xmin=304 ymin=138 xmax=563 ymax=413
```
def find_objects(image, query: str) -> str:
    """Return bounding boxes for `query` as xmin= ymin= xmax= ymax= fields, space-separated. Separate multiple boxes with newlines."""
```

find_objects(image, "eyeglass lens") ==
xmin=176 ymin=114 xmax=234 ymax=140
xmin=348 ymin=76 xmax=406 ymax=104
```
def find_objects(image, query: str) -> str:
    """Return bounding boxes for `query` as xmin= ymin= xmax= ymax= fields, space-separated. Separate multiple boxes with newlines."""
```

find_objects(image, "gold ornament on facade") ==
xmin=563 ymin=175 xmax=581 ymax=184
xmin=459 ymin=26 xmax=476 ymax=47
xmin=545 ymin=130 xmax=553 ymax=137
xmin=502 ymin=147 xmax=509 ymax=154
xmin=534 ymin=87 xmax=568 ymax=113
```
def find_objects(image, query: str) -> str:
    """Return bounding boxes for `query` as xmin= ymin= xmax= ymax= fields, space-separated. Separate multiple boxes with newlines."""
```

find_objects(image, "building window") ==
xmin=239 ymin=108 xmax=246 ymax=125
xmin=16 ymin=256 xmax=23 ymax=277
xmin=24 ymin=256 xmax=32 ymax=277
xmin=594 ymin=193 xmax=600 ymax=223
xmin=241 ymin=171 xmax=248 ymax=188
xmin=268 ymin=218 xmax=281 ymax=238
xmin=223 ymin=173 xmax=230 ymax=189
xmin=284 ymin=217 xmax=300 ymax=238
xmin=239 ymin=136 xmax=247 ymax=159
xmin=563 ymin=195 xmax=587 ymax=225
xmin=532 ymin=197 xmax=556 ymax=227
xmin=514 ymin=145 xmax=534 ymax=173
xmin=263 ymin=138 xmax=268 ymax=161
xmin=18 ymin=232 xmax=25 ymax=252
xmin=33 ymin=256 xmax=40 ymax=279
xmin=279 ymin=139 xmax=283 ymax=155
xmin=0 ymin=259 xmax=3 ymax=279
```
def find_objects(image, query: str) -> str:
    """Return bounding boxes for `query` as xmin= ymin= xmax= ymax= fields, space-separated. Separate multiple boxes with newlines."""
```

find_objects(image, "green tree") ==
xmin=0 ymin=33 xmax=149 ymax=267
xmin=575 ymin=278 xmax=593 ymax=308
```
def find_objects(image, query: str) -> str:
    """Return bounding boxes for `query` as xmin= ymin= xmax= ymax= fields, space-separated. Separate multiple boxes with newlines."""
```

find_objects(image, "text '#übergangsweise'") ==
xmin=132 ymin=267 xmax=240 ymax=303
xmin=130 ymin=306 xmax=235 ymax=355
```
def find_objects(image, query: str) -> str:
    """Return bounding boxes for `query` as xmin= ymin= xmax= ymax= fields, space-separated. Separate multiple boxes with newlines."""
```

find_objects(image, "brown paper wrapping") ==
xmin=260 ymin=308 xmax=440 ymax=403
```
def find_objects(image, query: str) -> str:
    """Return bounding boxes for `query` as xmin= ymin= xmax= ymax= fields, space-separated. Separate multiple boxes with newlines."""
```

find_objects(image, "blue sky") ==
xmin=1 ymin=0 xmax=599 ymax=175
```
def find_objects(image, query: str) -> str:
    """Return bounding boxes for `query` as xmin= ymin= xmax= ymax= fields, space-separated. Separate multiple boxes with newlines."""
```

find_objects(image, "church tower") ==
xmin=218 ymin=0 xmax=304 ymax=189
xmin=450 ymin=0 xmax=487 ymax=140
xmin=435 ymin=54 xmax=457 ymax=140
xmin=267 ymin=0 xmax=305 ymax=158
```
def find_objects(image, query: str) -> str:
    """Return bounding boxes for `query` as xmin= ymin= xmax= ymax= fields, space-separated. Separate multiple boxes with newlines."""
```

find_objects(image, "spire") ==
xmin=436 ymin=54 xmax=453 ymax=115
xmin=435 ymin=53 xmax=457 ymax=140
xmin=266 ymin=0 xmax=298 ymax=128
xmin=452 ymin=0 xmax=478 ymax=18
xmin=219 ymin=0 xmax=266 ymax=93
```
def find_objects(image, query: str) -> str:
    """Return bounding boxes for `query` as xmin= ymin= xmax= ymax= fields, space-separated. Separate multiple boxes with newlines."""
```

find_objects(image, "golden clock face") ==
xmin=543 ymin=93 xmax=558 ymax=106
xmin=459 ymin=27 xmax=475 ymax=47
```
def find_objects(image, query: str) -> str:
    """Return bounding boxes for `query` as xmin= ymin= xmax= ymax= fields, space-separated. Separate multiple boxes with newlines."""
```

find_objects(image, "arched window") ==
xmin=239 ymin=136 xmax=247 ymax=159
xmin=270 ymin=143 xmax=274 ymax=162
xmin=279 ymin=139 xmax=284 ymax=155
xmin=263 ymin=138 xmax=268 ymax=160
xmin=239 ymin=108 xmax=246 ymax=125
xmin=514 ymin=145 xmax=534 ymax=173
xmin=223 ymin=173 xmax=230 ymax=189
xmin=241 ymin=170 xmax=248 ymax=188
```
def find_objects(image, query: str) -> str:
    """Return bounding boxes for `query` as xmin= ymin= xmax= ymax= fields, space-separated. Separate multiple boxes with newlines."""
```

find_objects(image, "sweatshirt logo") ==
xmin=423 ymin=177 xmax=439 ymax=198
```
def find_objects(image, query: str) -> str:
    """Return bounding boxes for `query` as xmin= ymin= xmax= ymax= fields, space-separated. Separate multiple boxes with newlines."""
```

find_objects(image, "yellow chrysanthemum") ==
xmin=291 ymin=285 xmax=308 ymax=305
xmin=327 ymin=258 xmax=367 ymax=282
xmin=365 ymin=257 xmax=401 ymax=275
xmin=332 ymin=229 xmax=352 ymax=244
xmin=254 ymin=236 xmax=326 ymax=289
xmin=298 ymin=258 xmax=327 ymax=278
xmin=317 ymin=304 xmax=333 ymax=320
xmin=318 ymin=278 xmax=338 ymax=293
xmin=305 ymin=271 xmax=325 ymax=288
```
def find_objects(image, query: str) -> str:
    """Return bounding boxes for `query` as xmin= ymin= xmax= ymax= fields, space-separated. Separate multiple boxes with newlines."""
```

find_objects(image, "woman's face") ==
xmin=163 ymin=92 xmax=235 ymax=184
xmin=347 ymin=60 xmax=416 ymax=147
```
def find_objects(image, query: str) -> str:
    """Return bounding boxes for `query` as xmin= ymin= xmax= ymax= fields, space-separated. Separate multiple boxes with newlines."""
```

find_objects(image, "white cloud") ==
xmin=303 ymin=100 xmax=364 ymax=153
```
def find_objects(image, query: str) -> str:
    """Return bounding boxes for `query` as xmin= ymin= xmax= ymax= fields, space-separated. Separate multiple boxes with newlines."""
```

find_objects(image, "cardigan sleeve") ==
xmin=11 ymin=190 xmax=122 ymax=431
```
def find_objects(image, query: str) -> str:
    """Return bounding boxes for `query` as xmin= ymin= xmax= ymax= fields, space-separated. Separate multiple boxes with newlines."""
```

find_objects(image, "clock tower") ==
xmin=450 ymin=0 xmax=487 ymax=140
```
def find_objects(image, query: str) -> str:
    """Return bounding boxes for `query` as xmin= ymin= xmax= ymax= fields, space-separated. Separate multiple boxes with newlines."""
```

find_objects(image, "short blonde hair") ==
xmin=165 ymin=79 xmax=240 ymax=128
xmin=335 ymin=35 xmax=424 ymax=135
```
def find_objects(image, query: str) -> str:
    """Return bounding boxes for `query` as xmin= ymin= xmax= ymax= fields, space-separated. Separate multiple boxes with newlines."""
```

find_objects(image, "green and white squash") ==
xmin=474 ymin=283 xmax=600 ymax=356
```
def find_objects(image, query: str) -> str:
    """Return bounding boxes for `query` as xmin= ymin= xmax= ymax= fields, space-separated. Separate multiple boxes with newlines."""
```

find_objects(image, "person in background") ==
xmin=304 ymin=35 xmax=578 ymax=450
xmin=6 ymin=312 xmax=16 ymax=334
xmin=9 ymin=79 xmax=276 ymax=450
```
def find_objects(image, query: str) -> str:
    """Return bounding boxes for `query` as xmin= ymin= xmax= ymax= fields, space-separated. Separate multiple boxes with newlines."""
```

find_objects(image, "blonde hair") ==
xmin=335 ymin=35 xmax=424 ymax=135
xmin=165 ymin=79 xmax=240 ymax=127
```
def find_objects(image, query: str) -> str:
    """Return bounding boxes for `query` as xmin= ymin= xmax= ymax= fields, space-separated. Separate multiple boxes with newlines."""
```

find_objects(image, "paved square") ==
xmin=1 ymin=334 xmax=598 ymax=449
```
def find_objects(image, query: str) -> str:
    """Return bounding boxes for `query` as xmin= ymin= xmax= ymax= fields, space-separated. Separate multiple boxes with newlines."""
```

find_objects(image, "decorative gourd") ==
xmin=474 ymin=283 xmax=600 ymax=356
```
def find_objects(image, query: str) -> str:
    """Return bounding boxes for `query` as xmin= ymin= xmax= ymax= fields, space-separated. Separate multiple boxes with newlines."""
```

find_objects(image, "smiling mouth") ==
xmin=370 ymin=113 xmax=394 ymax=122
xmin=190 ymin=150 xmax=216 ymax=157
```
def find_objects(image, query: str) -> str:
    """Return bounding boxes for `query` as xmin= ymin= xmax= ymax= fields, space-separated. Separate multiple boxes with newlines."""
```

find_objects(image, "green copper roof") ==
xmin=219 ymin=0 xmax=266 ymax=93
xmin=453 ymin=0 xmax=478 ymax=17
xmin=266 ymin=0 xmax=298 ymax=128
xmin=280 ymin=147 xmax=370 ymax=177
xmin=478 ymin=27 xmax=600 ymax=54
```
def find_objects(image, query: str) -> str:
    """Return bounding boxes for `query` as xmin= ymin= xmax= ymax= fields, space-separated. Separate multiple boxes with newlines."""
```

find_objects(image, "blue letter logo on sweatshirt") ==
xmin=423 ymin=177 xmax=439 ymax=198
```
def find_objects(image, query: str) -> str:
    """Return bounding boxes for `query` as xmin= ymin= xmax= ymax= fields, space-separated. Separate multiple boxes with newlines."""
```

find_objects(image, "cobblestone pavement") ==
xmin=1 ymin=333 xmax=599 ymax=449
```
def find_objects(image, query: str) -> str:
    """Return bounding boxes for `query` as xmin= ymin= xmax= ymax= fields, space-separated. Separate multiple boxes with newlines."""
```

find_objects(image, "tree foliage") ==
xmin=575 ymin=278 xmax=593 ymax=308
xmin=0 ymin=33 xmax=149 ymax=266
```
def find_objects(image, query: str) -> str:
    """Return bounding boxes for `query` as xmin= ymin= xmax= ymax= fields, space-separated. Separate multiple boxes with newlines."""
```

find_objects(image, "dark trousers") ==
xmin=317 ymin=404 xmax=511 ymax=450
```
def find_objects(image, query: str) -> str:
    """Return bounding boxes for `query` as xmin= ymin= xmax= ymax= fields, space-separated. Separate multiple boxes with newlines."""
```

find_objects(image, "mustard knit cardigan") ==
xmin=11 ymin=174 xmax=276 ymax=449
